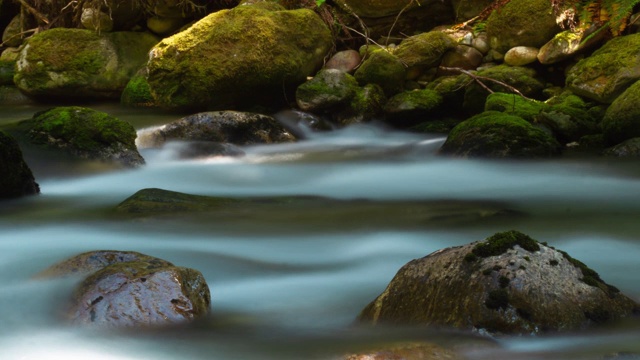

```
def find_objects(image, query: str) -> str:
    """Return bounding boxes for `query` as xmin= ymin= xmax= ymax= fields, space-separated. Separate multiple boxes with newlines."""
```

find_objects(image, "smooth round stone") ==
xmin=325 ymin=50 xmax=361 ymax=73
xmin=504 ymin=46 xmax=540 ymax=66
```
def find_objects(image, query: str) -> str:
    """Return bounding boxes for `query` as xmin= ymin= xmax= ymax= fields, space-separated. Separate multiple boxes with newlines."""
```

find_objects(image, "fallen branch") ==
xmin=16 ymin=0 xmax=50 ymax=25
xmin=439 ymin=66 xmax=533 ymax=100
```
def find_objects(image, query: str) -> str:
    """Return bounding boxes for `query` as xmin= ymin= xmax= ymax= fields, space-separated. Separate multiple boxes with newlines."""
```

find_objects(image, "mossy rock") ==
xmin=146 ymin=4 xmax=332 ymax=110
xmin=411 ymin=117 xmax=463 ymax=134
xmin=0 ymin=59 xmax=15 ymax=85
xmin=354 ymin=50 xmax=406 ymax=96
xmin=601 ymin=79 xmax=640 ymax=145
xmin=121 ymin=69 xmax=155 ymax=107
xmin=0 ymin=130 xmax=40 ymax=199
xmin=566 ymin=33 xmax=640 ymax=104
xmin=463 ymin=65 xmax=545 ymax=115
xmin=22 ymin=106 xmax=144 ymax=167
xmin=603 ymin=137 xmax=640 ymax=157
xmin=485 ymin=0 xmax=560 ymax=53
xmin=484 ymin=92 xmax=548 ymax=122
xmin=295 ymin=69 xmax=360 ymax=112
xmin=394 ymin=31 xmax=456 ymax=69
xmin=335 ymin=83 xmax=387 ymax=125
xmin=357 ymin=230 xmax=638 ymax=335
xmin=384 ymin=89 xmax=444 ymax=127
xmin=439 ymin=111 xmax=561 ymax=158
xmin=14 ymin=29 xmax=159 ymax=100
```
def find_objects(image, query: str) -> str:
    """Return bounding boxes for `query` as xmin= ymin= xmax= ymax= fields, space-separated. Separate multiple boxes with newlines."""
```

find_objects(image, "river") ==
xmin=1 ymin=102 xmax=639 ymax=359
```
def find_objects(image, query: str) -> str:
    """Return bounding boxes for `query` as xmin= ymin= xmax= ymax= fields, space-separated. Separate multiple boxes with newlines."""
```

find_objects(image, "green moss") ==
xmin=439 ymin=111 xmax=561 ymax=158
xmin=523 ymin=256 xmax=530 ymax=261
xmin=472 ymin=230 xmax=540 ymax=258
xmin=121 ymin=72 xmax=155 ymax=107
xmin=0 ymin=60 xmax=15 ymax=85
xmin=485 ymin=93 xmax=548 ymax=122
xmin=464 ymin=253 xmax=478 ymax=263
xmin=601 ymin=80 xmax=640 ymax=145
xmin=394 ymin=31 xmax=456 ymax=68
xmin=485 ymin=289 xmax=509 ymax=310
xmin=27 ymin=106 xmax=137 ymax=152
xmin=354 ymin=50 xmax=406 ymax=96
xmin=295 ymin=69 xmax=359 ymax=112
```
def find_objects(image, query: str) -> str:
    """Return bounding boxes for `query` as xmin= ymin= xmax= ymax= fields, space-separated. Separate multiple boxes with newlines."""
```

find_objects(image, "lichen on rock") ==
xmin=357 ymin=230 xmax=639 ymax=335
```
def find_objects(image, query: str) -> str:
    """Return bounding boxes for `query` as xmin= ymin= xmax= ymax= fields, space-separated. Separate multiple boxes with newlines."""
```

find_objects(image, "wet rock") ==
xmin=334 ymin=83 xmax=387 ymax=125
xmin=14 ymin=29 xmax=159 ymax=100
xmin=0 ymin=130 xmax=40 ymax=199
xmin=485 ymin=0 xmax=561 ymax=53
xmin=503 ymin=46 xmax=539 ymax=66
xmin=358 ymin=230 xmax=639 ymax=335
xmin=146 ymin=4 xmax=332 ymax=110
xmin=35 ymin=250 xmax=173 ymax=279
xmin=0 ymin=59 xmax=14 ymax=85
xmin=537 ymin=28 xmax=604 ymax=65
xmin=121 ymin=69 xmax=155 ymax=108
xmin=439 ymin=111 xmax=561 ymax=158
xmin=67 ymin=261 xmax=210 ymax=327
xmin=80 ymin=7 xmax=113 ymax=32
xmin=137 ymin=111 xmax=295 ymax=148
xmin=38 ymin=250 xmax=211 ymax=327
xmin=1 ymin=15 xmax=22 ymax=47
xmin=325 ymin=50 xmax=361 ymax=73
xmin=566 ymin=33 xmax=640 ymax=103
xmin=603 ymin=138 xmax=640 ymax=157
xmin=601 ymin=79 xmax=640 ymax=145
xmin=17 ymin=106 xmax=145 ymax=167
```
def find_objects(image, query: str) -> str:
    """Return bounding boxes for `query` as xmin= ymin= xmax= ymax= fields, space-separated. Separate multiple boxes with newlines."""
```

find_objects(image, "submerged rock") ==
xmin=0 ymin=130 xmax=40 ymax=199
xmin=358 ymin=231 xmax=638 ymax=335
xmin=137 ymin=111 xmax=295 ymax=148
xmin=19 ymin=106 xmax=144 ymax=167
xmin=37 ymin=250 xmax=211 ymax=327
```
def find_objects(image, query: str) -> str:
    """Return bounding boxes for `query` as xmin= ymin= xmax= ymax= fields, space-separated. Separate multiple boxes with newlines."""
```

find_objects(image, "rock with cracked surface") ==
xmin=358 ymin=230 xmax=638 ymax=335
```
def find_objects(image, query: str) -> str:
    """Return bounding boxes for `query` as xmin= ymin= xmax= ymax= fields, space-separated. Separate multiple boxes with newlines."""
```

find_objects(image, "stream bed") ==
xmin=1 ymin=103 xmax=639 ymax=359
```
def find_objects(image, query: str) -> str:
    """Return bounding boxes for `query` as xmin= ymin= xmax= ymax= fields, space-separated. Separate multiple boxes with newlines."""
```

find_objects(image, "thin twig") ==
xmin=16 ymin=0 xmax=50 ymax=25
xmin=385 ymin=0 xmax=420 ymax=45
xmin=439 ymin=66 xmax=533 ymax=100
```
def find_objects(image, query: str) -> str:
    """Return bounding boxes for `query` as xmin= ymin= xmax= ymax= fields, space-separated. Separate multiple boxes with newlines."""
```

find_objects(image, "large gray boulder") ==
xmin=358 ymin=231 xmax=639 ymax=335
xmin=14 ymin=29 xmax=158 ymax=100
xmin=566 ymin=33 xmax=640 ymax=103
xmin=0 ymin=130 xmax=39 ymax=199
xmin=38 ymin=250 xmax=211 ymax=328
xmin=146 ymin=3 xmax=332 ymax=110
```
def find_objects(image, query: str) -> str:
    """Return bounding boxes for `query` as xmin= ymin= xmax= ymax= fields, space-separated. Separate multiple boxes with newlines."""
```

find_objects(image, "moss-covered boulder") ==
xmin=566 ymin=33 xmax=640 ymax=104
xmin=485 ymin=0 xmax=560 ymax=53
xmin=38 ymin=250 xmax=211 ymax=327
xmin=20 ymin=107 xmax=144 ymax=167
xmin=439 ymin=111 xmax=561 ymax=158
xmin=484 ymin=92 xmax=547 ymax=122
xmin=0 ymin=130 xmax=40 ymax=199
xmin=146 ymin=4 xmax=332 ymax=110
xmin=137 ymin=111 xmax=295 ymax=149
xmin=383 ymin=89 xmax=443 ymax=127
xmin=601 ymin=79 xmax=640 ymax=145
xmin=14 ymin=29 xmax=158 ymax=100
xmin=463 ymin=65 xmax=545 ymax=114
xmin=358 ymin=230 xmax=638 ymax=335
xmin=393 ymin=31 xmax=456 ymax=69
xmin=0 ymin=59 xmax=15 ymax=85
xmin=121 ymin=69 xmax=155 ymax=107
xmin=335 ymin=83 xmax=387 ymax=125
xmin=296 ymin=69 xmax=360 ymax=113
xmin=354 ymin=50 xmax=406 ymax=96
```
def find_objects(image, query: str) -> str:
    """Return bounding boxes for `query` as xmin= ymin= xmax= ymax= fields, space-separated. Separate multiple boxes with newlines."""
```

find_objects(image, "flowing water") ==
xmin=1 ymin=102 xmax=640 ymax=359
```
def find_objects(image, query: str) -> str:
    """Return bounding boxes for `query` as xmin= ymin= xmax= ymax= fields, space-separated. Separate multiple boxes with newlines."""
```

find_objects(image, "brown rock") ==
xmin=326 ymin=50 xmax=362 ymax=73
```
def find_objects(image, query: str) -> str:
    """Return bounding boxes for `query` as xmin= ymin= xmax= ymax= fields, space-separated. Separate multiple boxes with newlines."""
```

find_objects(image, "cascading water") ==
xmin=1 ymin=103 xmax=639 ymax=359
